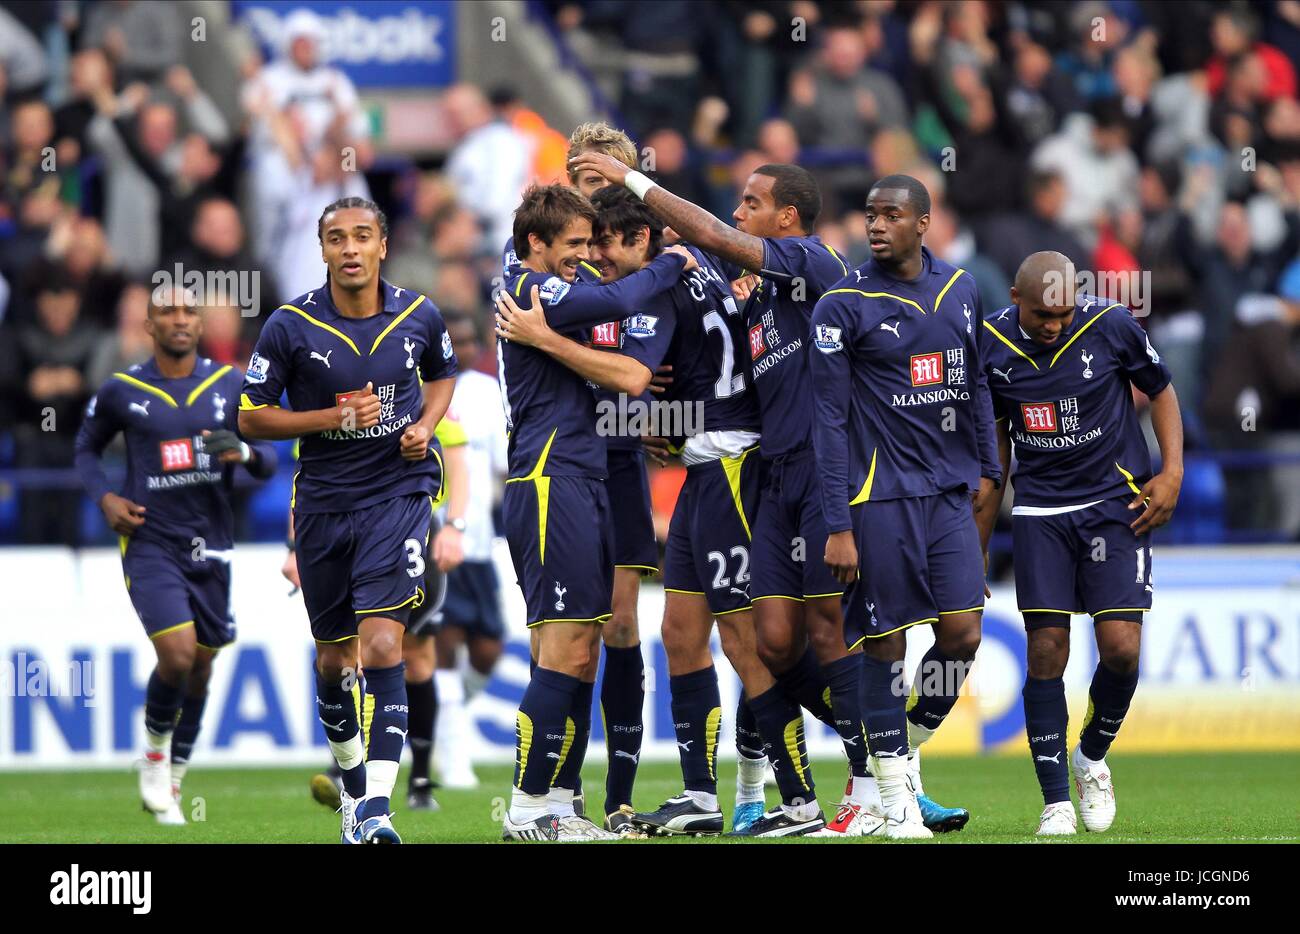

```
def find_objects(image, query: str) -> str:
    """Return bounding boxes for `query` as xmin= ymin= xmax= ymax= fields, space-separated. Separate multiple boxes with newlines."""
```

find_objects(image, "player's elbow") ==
xmin=238 ymin=409 xmax=267 ymax=440
xmin=624 ymin=364 xmax=653 ymax=397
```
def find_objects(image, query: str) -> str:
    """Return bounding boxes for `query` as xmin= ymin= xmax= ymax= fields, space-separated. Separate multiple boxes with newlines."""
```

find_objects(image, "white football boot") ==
xmin=874 ymin=755 xmax=933 ymax=840
xmin=1036 ymin=801 xmax=1078 ymax=836
xmin=156 ymin=783 xmax=186 ymax=826
xmin=138 ymin=750 xmax=174 ymax=814
xmin=1072 ymin=746 xmax=1116 ymax=832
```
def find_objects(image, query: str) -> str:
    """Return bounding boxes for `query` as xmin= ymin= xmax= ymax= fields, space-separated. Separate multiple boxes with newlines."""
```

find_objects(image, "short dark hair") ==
xmin=754 ymin=163 xmax=822 ymax=230
xmin=512 ymin=184 xmax=596 ymax=258
xmin=317 ymin=196 xmax=389 ymax=243
xmin=868 ymin=173 xmax=931 ymax=217
xmin=590 ymin=185 xmax=663 ymax=256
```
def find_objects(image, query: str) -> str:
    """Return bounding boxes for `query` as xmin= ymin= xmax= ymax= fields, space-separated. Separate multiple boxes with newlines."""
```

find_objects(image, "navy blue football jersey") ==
xmin=742 ymin=235 xmax=849 ymax=456
xmin=497 ymin=251 xmax=689 ymax=480
xmin=980 ymin=295 xmax=1173 ymax=507
xmin=238 ymin=280 xmax=458 ymax=514
xmin=809 ymin=247 xmax=1000 ymax=533
xmin=75 ymin=357 xmax=278 ymax=550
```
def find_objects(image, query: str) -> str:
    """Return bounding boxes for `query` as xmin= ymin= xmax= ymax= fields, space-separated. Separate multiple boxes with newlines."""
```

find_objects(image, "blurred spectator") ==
xmin=47 ymin=216 xmax=127 ymax=328
xmin=442 ymin=83 xmax=530 ymax=250
xmin=86 ymin=280 xmax=151 ymax=389
xmin=1001 ymin=40 xmax=1082 ymax=148
xmin=1054 ymin=1 xmax=1126 ymax=101
xmin=976 ymin=170 xmax=1089 ymax=279
xmin=1205 ymin=5 xmax=1297 ymax=102
xmin=644 ymin=126 xmax=709 ymax=207
xmin=198 ymin=304 xmax=251 ymax=369
xmin=5 ymin=99 xmax=60 ymax=206
xmin=0 ymin=277 xmax=101 ymax=544
xmin=926 ymin=201 xmax=1010 ymax=316
xmin=166 ymin=197 xmax=279 ymax=326
xmin=54 ymin=48 xmax=112 ymax=164
xmin=0 ymin=5 xmax=49 ymax=98
xmin=88 ymin=67 xmax=230 ymax=276
xmin=79 ymin=0 xmax=183 ymax=87
xmin=492 ymin=86 xmax=570 ymax=184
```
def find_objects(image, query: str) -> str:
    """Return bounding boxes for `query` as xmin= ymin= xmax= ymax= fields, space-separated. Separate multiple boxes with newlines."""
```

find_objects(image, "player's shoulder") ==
xmin=382 ymin=280 xmax=435 ymax=314
xmin=509 ymin=269 xmax=573 ymax=308
xmin=981 ymin=304 xmax=1019 ymax=342
xmin=816 ymin=264 xmax=885 ymax=320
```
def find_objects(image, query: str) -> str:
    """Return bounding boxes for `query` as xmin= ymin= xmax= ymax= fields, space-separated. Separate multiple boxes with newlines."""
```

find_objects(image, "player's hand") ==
xmin=642 ymin=435 xmax=672 ymax=466
xmin=495 ymin=285 xmax=554 ymax=350
xmin=1129 ymin=470 xmax=1181 ymax=535
xmin=567 ymin=149 xmax=631 ymax=186
xmin=400 ymin=423 xmax=431 ymax=461
xmin=662 ymin=244 xmax=698 ymax=272
xmin=202 ymin=429 xmax=251 ymax=464
xmin=101 ymin=493 xmax=146 ymax=536
xmin=731 ymin=275 xmax=759 ymax=302
xmin=433 ymin=524 xmax=464 ymax=573
xmin=282 ymin=549 xmax=300 ymax=589
xmin=337 ymin=381 xmax=381 ymax=430
xmin=649 ymin=364 xmax=673 ymax=395
xmin=824 ymin=530 xmax=859 ymax=585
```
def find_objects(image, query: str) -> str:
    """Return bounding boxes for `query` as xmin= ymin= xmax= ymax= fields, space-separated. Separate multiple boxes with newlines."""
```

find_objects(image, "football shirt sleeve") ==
xmin=418 ymin=299 xmax=460 ymax=383
xmin=809 ymin=294 xmax=855 ymax=533
xmin=74 ymin=381 xmax=121 ymax=505
xmin=239 ymin=314 xmax=292 ymax=411
xmin=539 ymin=251 xmax=689 ymax=330
xmin=968 ymin=289 xmax=1003 ymax=484
xmin=1112 ymin=307 xmax=1173 ymax=398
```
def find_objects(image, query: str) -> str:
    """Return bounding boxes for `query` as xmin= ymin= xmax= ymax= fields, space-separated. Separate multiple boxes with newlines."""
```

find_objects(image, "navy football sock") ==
xmin=555 ymin=680 xmax=594 ymax=794
xmin=406 ymin=676 xmax=436 ymax=785
xmin=905 ymin=644 xmax=971 ymax=734
xmin=670 ymin=667 xmax=722 ymax=795
xmin=144 ymin=670 xmax=184 ymax=740
xmin=1079 ymin=662 xmax=1139 ymax=761
xmin=860 ymin=654 xmax=908 ymax=759
xmin=600 ymin=644 xmax=644 ymax=814
xmin=170 ymin=691 xmax=207 ymax=766
xmin=774 ymin=646 xmax=837 ymax=730
xmin=316 ymin=671 xmax=365 ymax=798
xmin=823 ymin=655 xmax=870 ymax=778
xmin=735 ymin=695 xmax=765 ymax=760
xmin=359 ymin=662 xmax=407 ymax=819
xmin=515 ymin=667 xmax=581 ymax=797
xmin=1023 ymin=676 xmax=1070 ymax=805
xmin=748 ymin=684 xmax=816 ymax=807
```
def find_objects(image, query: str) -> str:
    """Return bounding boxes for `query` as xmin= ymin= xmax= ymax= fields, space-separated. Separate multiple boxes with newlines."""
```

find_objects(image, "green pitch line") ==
xmin=1 ymin=753 xmax=1296 ymax=843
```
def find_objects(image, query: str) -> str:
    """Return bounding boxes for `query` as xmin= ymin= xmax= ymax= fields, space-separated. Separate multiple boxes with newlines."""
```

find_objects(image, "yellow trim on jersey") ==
xmin=824 ymin=244 xmax=849 ymax=276
xmin=238 ymin=393 xmax=275 ymax=411
xmin=535 ymin=477 xmax=551 ymax=565
xmin=112 ymin=373 xmax=178 ymax=407
xmin=850 ymin=447 xmax=878 ymax=505
xmin=705 ymin=706 xmax=722 ymax=780
xmin=150 ymin=620 xmax=195 ymax=640
xmin=938 ymin=605 xmax=984 ymax=615
xmin=615 ymin=564 xmax=660 ymax=573
xmin=313 ymin=633 xmax=360 ymax=644
xmin=720 ymin=446 xmax=758 ymax=539
xmin=281 ymin=304 xmax=361 ymax=355
xmin=847 ymin=615 xmax=939 ymax=649
xmin=982 ymin=320 xmax=1040 ymax=370
xmin=1019 ymin=608 xmax=1078 ymax=614
xmin=431 ymin=449 xmax=447 ymax=507
xmin=185 ymin=365 xmax=233 ymax=407
xmin=714 ymin=604 xmax=753 ymax=616
xmin=290 ymin=470 xmax=299 ymax=510
xmin=1115 ymin=461 xmax=1143 ymax=496
xmin=932 ymin=267 xmax=967 ymax=314
xmin=514 ymin=710 xmax=534 ymax=788
xmin=1049 ymin=303 xmax=1121 ymax=367
xmin=525 ymin=613 xmax=613 ymax=628
xmin=194 ymin=640 xmax=227 ymax=652
xmin=361 ymin=689 xmax=376 ymax=750
xmin=514 ymin=272 xmax=530 ymax=297
xmin=119 ymin=535 xmax=129 ymax=557
xmin=752 ymin=594 xmax=804 ymax=603
xmin=579 ymin=260 xmax=601 ymax=278
xmin=823 ymin=287 xmax=927 ymax=317
xmin=664 ymin=588 xmax=707 ymax=596
xmin=369 ymin=294 xmax=426 ymax=355
xmin=783 ymin=717 xmax=811 ymax=791
xmin=804 ymin=591 xmax=845 ymax=600
xmin=1092 ymin=607 xmax=1150 ymax=614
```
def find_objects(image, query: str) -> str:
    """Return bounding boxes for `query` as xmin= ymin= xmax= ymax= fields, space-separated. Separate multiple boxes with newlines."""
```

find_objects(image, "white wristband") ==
xmin=238 ymin=442 xmax=252 ymax=464
xmin=624 ymin=170 xmax=658 ymax=200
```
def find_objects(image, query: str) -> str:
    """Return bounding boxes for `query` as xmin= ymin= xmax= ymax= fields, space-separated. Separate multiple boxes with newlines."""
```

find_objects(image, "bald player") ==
xmin=975 ymin=251 xmax=1183 ymax=835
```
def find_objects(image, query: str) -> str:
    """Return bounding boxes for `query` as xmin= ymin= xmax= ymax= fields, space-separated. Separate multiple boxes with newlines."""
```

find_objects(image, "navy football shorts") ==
xmin=121 ymin=536 xmax=235 ymax=649
xmin=841 ymin=487 xmax=985 ymax=647
xmin=1013 ymin=496 xmax=1152 ymax=629
xmin=606 ymin=447 xmax=659 ymax=572
xmin=503 ymin=474 xmax=614 ymax=627
xmin=407 ymin=515 xmax=448 ymax=638
xmin=295 ymin=493 xmax=436 ymax=643
xmin=662 ymin=445 xmax=762 ymax=615
xmin=441 ymin=559 xmax=506 ymax=640
xmin=750 ymin=446 xmax=844 ymax=603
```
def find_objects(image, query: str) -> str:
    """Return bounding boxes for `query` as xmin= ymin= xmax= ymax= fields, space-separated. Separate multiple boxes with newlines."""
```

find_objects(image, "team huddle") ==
xmin=77 ymin=119 xmax=1184 ymax=843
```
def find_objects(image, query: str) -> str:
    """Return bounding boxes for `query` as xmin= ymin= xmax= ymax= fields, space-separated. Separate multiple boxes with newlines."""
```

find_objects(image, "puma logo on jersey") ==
xmin=993 ymin=366 xmax=1013 ymax=383
xmin=677 ymin=740 xmax=693 ymax=752
xmin=997 ymin=308 xmax=1010 ymax=321
xmin=880 ymin=321 xmax=901 ymax=338
xmin=311 ymin=350 xmax=333 ymax=368
xmin=129 ymin=400 xmax=151 ymax=417
xmin=386 ymin=726 xmax=407 ymax=739
xmin=1035 ymin=751 xmax=1062 ymax=764
xmin=614 ymin=750 xmax=640 ymax=763
xmin=303 ymin=291 xmax=316 ymax=306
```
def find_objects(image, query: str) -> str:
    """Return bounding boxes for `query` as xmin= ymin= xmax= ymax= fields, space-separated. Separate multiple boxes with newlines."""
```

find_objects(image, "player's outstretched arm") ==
xmin=1130 ymin=383 xmax=1184 ymax=535
xmin=239 ymin=382 xmax=382 ymax=440
xmin=569 ymin=151 xmax=766 ymax=272
xmin=535 ymin=246 xmax=695 ymax=331
xmin=496 ymin=285 xmax=652 ymax=395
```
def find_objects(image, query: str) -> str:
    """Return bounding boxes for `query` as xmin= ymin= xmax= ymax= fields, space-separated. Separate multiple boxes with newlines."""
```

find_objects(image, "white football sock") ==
xmin=736 ymin=755 xmax=768 ymax=803
xmin=365 ymin=759 xmax=398 ymax=801
xmin=328 ymin=733 xmax=365 ymax=771
xmin=849 ymin=773 xmax=881 ymax=811
xmin=548 ymin=786 xmax=576 ymax=817
xmin=170 ymin=761 xmax=189 ymax=787
xmin=510 ymin=789 xmax=550 ymax=822
xmin=781 ymin=799 xmax=821 ymax=821
xmin=907 ymin=743 xmax=926 ymax=798
xmin=145 ymin=729 xmax=170 ymax=755
xmin=872 ymin=754 xmax=914 ymax=821
xmin=685 ymin=789 xmax=719 ymax=813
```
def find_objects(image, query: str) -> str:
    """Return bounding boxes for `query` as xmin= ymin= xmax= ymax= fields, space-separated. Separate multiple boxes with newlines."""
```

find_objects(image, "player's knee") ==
xmin=360 ymin=630 xmax=403 ymax=668
xmin=1026 ymin=629 xmax=1069 ymax=679
xmin=807 ymin=622 xmax=845 ymax=665
xmin=1098 ymin=642 xmax=1140 ymax=676
xmin=468 ymin=639 xmax=502 ymax=675
xmin=603 ymin=610 xmax=638 ymax=648
xmin=158 ymin=647 xmax=196 ymax=682
xmin=937 ymin=625 xmax=981 ymax=662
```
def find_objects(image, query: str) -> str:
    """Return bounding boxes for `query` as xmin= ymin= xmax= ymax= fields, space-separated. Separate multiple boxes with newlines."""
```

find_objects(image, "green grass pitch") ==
xmin=3 ymin=753 xmax=1296 ymax=843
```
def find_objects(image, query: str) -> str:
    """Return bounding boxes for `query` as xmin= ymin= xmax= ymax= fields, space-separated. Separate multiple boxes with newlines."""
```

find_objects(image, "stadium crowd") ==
xmin=1 ymin=0 xmax=1300 ymax=547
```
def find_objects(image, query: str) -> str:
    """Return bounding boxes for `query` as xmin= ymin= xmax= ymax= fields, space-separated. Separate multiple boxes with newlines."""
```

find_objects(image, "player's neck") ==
xmin=154 ymin=350 xmax=197 ymax=380
xmin=329 ymin=278 xmax=381 ymax=318
xmin=877 ymin=250 xmax=924 ymax=282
